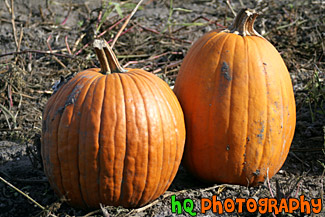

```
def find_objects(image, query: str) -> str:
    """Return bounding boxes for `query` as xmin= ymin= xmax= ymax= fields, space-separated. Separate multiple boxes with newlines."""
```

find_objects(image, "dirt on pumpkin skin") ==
xmin=0 ymin=0 xmax=324 ymax=216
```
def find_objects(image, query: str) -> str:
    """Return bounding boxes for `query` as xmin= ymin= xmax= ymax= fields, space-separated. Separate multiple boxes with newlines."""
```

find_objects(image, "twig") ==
xmin=125 ymin=190 xmax=187 ymax=216
xmin=123 ymin=51 xmax=182 ymax=68
xmin=100 ymin=204 xmax=110 ymax=217
xmin=266 ymin=169 xmax=277 ymax=217
xmin=97 ymin=16 xmax=128 ymax=38
xmin=107 ymin=26 xmax=135 ymax=44
xmin=172 ymin=16 xmax=226 ymax=33
xmin=83 ymin=208 xmax=101 ymax=216
xmin=291 ymin=147 xmax=324 ymax=152
xmin=14 ymin=24 xmax=24 ymax=63
xmin=75 ymin=43 xmax=89 ymax=56
xmin=289 ymin=152 xmax=310 ymax=168
xmin=152 ymin=60 xmax=182 ymax=74
xmin=97 ymin=10 xmax=102 ymax=30
xmin=137 ymin=23 xmax=192 ymax=44
xmin=266 ymin=168 xmax=274 ymax=198
xmin=0 ymin=176 xmax=45 ymax=210
xmin=284 ymin=176 xmax=303 ymax=199
xmin=5 ymin=0 xmax=19 ymax=49
xmin=201 ymin=184 xmax=231 ymax=192
xmin=320 ymin=168 xmax=324 ymax=210
xmin=60 ymin=3 xmax=72 ymax=25
xmin=65 ymin=36 xmax=72 ymax=55
xmin=52 ymin=56 xmax=67 ymax=68
xmin=225 ymin=0 xmax=236 ymax=17
xmin=8 ymin=85 xmax=13 ymax=108
xmin=238 ymin=0 xmax=244 ymax=7
xmin=0 ymin=50 xmax=75 ymax=59
xmin=294 ymin=179 xmax=302 ymax=198
xmin=72 ymin=33 xmax=86 ymax=53
xmin=46 ymin=35 xmax=53 ymax=53
xmin=0 ymin=103 xmax=16 ymax=129
xmin=111 ymin=0 xmax=145 ymax=48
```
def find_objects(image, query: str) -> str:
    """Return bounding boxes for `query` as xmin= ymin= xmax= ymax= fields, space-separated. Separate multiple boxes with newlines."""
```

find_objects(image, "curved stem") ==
xmin=224 ymin=8 xmax=262 ymax=37
xmin=93 ymin=39 xmax=127 ymax=74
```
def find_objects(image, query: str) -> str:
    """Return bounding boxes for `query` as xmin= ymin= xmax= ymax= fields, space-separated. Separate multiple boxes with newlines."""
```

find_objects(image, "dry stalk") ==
xmin=125 ymin=190 xmax=187 ymax=216
xmin=225 ymin=0 xmax=236 ymax=17
xmin=5 ymin=0 xmax=19 ymax=49
xmin=0 ymin=176 xmax=45 ymax=210
xmin=111 ymin=0 xmax=145 ymax=48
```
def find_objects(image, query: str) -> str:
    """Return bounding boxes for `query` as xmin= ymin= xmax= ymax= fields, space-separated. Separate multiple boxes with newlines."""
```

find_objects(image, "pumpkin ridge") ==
xmin=136 ymin=73 xmax=167 ymax=203
xmin=44 ymin=73 xmax=90 ymax=198
xmin=42 ymin=81 xmax=61 ymax=183
xmin=179 ymin=33 xmax=222 ymax=178
xmin=249 ymin=37 xmax=268 ymax=185
xmin=206 ymin=33 xmax=229 ymax=180
xmin=250 ymin=38 xmax=269 ymax=185
xmin=203 ymin=33 xmax=230 ymax=180
xmin=225 ymin=34 xmax=238 ymax=170
xmin=158 ymin=85 xmax=184 ymax=194
xmin=126 ymin=72 xmax=160 ymax=205
xmin=57 ymin=87 xmax=79 ymax=203
xmin=225 ymin=35 xmax=244 ymax=183
xmin=279 ymin=70 xmax=285 ymax=162
xmin=67 ymin=73 xmax=99 ymax=207
xmin=144 ymin=73 xmax=184 ymax=196
xmin=126 ymin=72 xmax=151 ymax=206
xmin=272 ymin=41 xmax=288 ymax=178
xmin=200 ymin=31 xmax=225 ymax=54
xmin=57 ymin=82 xmax=86 ymax=200
xmin=99 ymin=74 xmax=118 ymax=204
xmin=132 ymin=70 xmax=177 ymax=201
xmin=78 ymin=75 xmax=103 ymax=206
xmin=96 ymin=75 xmax=108 ymax=205
xmin=240 ymin=36 xmax=250 ymax=180
xmin=117 ymin=73 xmax=141 ymax=206
xmin=115 ymin=73 xmax=128 ymax=205
xmin=241 ymin=37 xmax=254 ymax=185
xmin=109 ymin=74 xmax=123 ymax=205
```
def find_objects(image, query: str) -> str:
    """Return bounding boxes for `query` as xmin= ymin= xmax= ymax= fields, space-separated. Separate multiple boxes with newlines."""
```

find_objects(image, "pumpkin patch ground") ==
xmin=0 ymin=0 xmax=324 ymax=216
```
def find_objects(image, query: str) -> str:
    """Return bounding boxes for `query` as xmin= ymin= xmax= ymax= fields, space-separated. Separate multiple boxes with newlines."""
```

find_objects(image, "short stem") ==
xmin=224 ymin=8 xmax=262 ymax=37
xmin=93 ymin=39 xmax=127 ymax=74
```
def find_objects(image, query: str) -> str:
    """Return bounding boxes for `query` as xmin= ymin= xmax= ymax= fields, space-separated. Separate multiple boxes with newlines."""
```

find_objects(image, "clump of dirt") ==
xmin=0 ymin=0 xmax=324 ymax=216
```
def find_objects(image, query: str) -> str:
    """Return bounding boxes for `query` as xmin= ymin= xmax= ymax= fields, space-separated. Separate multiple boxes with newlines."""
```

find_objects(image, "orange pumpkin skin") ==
xmin=41 ymin=41 xmax=185 ymax=208
xmin=174 ymin=9 xmax=296 ymax=186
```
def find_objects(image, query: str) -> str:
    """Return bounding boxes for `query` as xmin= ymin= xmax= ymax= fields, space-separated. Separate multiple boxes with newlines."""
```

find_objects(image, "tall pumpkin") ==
xmin=174 ymin=9 xmax=296 ymax=186
xmin=41 ymin=39 xmax=185 ymax=208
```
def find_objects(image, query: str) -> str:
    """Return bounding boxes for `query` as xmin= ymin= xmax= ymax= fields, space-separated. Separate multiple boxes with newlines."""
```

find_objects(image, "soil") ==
xmin=0 ymin=0 xmax=324 ymax=216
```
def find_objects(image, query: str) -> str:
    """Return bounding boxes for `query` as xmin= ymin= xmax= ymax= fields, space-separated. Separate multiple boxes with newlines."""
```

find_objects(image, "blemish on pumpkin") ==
xmin=263 ymin=62 xmax=267 ymax=65
xmin=65 ymin=85 xmax=82 ymax=107
xmin=257 ymin=122 xmax=265 ymax=142
xmin=242 ymin=162 xmax=247 ymax=167
xmin=247 ymin=136 xmax=250 ymax=142
xmin=221 ymin=62 xmax=232 ymax=81
xmin=226 ymin=144 xmax=230 ymax=151
xmin=253 ymin=169 xmax=260 ymax=176
xmin=57 ymin=106 xmax=65 ymax=115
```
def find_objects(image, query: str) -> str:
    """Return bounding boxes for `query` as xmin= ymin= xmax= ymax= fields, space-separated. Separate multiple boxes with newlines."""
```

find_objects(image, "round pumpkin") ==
xmin=41 ymin=39 xmax=185 ymax=208
xmin=174 ymin=9 xmax=296 ymax=186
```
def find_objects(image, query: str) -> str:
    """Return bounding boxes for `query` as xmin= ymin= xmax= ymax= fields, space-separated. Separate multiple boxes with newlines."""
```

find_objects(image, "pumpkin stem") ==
xmin=93 ymin=39 xmax=127 ymax=74
xmin=224 ymin=8 xmax=262 ymax=37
